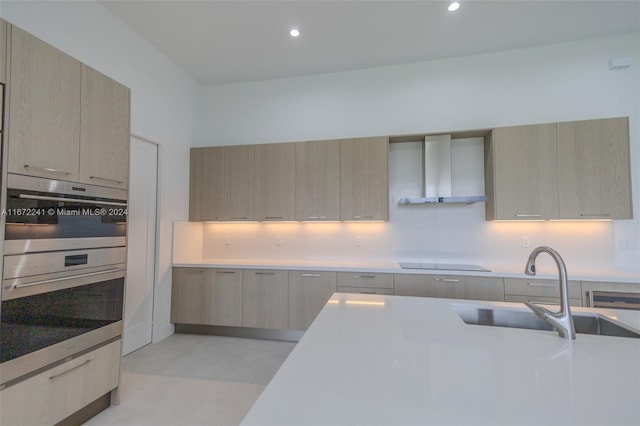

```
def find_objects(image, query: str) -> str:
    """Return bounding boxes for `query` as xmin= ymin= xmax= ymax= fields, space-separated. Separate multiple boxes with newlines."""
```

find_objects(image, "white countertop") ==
xmin=241 ymin=294 xmax=640 ymax=426
xmin=173 ymin=259 xmax=640 ymax=284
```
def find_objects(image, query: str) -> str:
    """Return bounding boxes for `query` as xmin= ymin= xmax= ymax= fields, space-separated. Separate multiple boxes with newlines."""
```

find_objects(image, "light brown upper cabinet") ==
xmin=225 ymin=145 xmax=255 ymax=221
xmin=7 ymin=25 xmax=130 ymax=190
xmin=340 ymin=137 xmax=389 ymax=221
xmin=255 ymin=143 xmax=296 ymax=221
xmin=190 ymin=147 xmax=225 ymax=221
xmin=8 ymin=25 xmax=81 ymax=181
xmin=79 ymin=65 xmax=130 ymax=190
xmin=557 ymin=117 xmax=632 ymax=219
xmin=485 ymin=123 xmax=559 ymax=220
xmin=295 ymin=139 xmax=340 ymax=221
xmin=0 ymin=19 xmax=7 ymax=84
xmin=485 ymin=117 xmax=632 ymax=221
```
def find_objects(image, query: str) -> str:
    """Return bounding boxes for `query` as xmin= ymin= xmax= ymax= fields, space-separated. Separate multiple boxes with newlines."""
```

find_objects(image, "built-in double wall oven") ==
xmin=1 ymin=173 xmax=127 ymax=388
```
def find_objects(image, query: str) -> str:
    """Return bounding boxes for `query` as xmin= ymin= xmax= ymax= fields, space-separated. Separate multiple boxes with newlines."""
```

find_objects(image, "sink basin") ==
xmin=452 ymin=304 xmax=640 ymax=338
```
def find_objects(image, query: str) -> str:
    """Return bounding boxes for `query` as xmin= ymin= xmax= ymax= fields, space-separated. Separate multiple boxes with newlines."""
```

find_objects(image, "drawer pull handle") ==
xmin=229 ymin=216 xmax=248 ymax=220
xmin=307 ymin=216 xmax=327 ymax=220
xmin=255 ymin=272 xmax=275 ymax=276
xmin=353 ymin=275 xmax=375 ymax=279
xmin=264 ymin=216 xmax=284 ymax=220
xmin=216 ymin=271 xmax=236 ymax=274
xmin=579 ymin=213 xmax=611 ymax=218
xmin=435 ymin=278 xmax=460 ymax=283
xmin=514 ymin=214 xmax=542 ymax=218
xmin=353 ymin=215 xmax=374 ymax=219
xmin=358 ymin=291 xmax=377 ymax=294
xmin=301 ymin=273 xmax=322 ymax=278
xmin=24 ymin=165 xmax=72 ymax=176
xmin=49 ymin=360 xmax=91 ymax=380
xmin=89 ymin=175 xmax=123 ymax=185
xmin=526 ymin=282 xmax=556 ymax=287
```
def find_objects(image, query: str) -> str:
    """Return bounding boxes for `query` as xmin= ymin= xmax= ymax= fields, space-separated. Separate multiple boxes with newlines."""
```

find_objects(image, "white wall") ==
xmin=198 ymin=33 xmax=640 ymax=278
xmin=1 ymin=0 xmax=204 ymax=341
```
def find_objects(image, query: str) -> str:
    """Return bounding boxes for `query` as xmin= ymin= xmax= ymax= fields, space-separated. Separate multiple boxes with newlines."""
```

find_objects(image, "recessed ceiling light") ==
xmin=448 ymin=1 xmax=460 ymax=11
xmin=289 ymin=29 xmax=300 ymax=37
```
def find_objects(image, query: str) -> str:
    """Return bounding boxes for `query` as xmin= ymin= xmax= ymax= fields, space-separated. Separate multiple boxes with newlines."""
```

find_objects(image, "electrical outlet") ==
xmin=224 ymin=235 xmax=231 ymax=245
xmin=618 ymin=239 xmax=638 ymax=251
xmin=355 ymin=236 xmax=362 ymax=247
xmin=522 ymin=236 xmax=530 ymax=248
xmin=276 ymin=235 xmax=283 ymax=246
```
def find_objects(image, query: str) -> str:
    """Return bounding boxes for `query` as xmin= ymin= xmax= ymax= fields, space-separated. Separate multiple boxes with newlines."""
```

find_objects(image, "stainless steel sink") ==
xmin=452 ymin=304 xmax=640 ymax=338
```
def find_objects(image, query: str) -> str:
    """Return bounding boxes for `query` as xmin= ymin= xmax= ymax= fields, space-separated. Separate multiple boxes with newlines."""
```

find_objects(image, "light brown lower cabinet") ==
xmin=242 ymin=270 xmax=289 ymax=329
xmin=209 ymin=269 xmax=243 ymax=327
xmin=171 ymin=268 xmax=209 ymax=324
xmin=504 ymin=277 xmax=582 ymax=306
xmin=288 ymin=271 xmax=337 ymax=330
xmin=0 ymin=340 xmax=121 ymax=426
xmin=394 ymin=274 xmax=504 ymax=301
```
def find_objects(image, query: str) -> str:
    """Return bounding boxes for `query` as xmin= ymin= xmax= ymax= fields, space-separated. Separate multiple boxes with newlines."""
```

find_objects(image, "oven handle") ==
xmin=18 ymin=194 xmax=127 ymax=207
xmin=12 ymin=268 xmax=126 ymax=289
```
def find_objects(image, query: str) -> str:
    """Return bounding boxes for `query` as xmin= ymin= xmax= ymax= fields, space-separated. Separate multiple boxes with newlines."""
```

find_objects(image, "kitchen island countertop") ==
xmin=241 ymin=294 xmax=640 ymax=426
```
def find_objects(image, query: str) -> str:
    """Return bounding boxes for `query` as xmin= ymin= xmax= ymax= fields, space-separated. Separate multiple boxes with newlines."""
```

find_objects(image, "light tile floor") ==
xmin=85 ymin=334 xmax=296 ymax=426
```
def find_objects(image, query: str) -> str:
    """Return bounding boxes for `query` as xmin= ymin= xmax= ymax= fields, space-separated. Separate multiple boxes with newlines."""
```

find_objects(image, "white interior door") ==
xmin=123 ymin=137 xmax=158 ymax=355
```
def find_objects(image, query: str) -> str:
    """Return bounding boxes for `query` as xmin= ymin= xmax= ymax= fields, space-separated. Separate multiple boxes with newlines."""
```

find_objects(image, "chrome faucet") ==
xmin=523 ymin=246 xmax=576 ymax=340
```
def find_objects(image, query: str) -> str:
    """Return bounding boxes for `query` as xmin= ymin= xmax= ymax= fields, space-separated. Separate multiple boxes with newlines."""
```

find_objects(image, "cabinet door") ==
xmin=295 ymin=139 xmax=340 ymax=221
xmin=557 ymin=117 xmax=632 ymax=219
xmin=459 ymin=276 xmax=504 ymax=302
xmin=340 ymin=137 xmax=389 ymax=221
xmin=255 ymin=143 xmax=295 ymax=221
xmin=580 ymin=281 xmax=640 ymax=307
xmin=0 ymin=340 xmax=120 ymax=426
xmin=337 ymin=272 xmax=393 ymax=289
xmin=0 ymin=19 xmax=6 ymax=84
xmin=288 ymin=270 xmax=336 ymax=330
xmin=79 ymin=65 xmax=130 ymax=189
xmin=224 ymin=145 xmax=255 ymax=220
xmin=242 ymin=270 xmax=288 ymax=329
xmin=394 ymin=274 xmax=457 ymax=298
xmin=171 ymin=268 xmax=209 ymax=324
xmin=486 ymin=124 xmax=558 ymax=220
xmin=209 ymin=269 xmax=242 ymax=326
xmin=8 ymin=25 xmax=81 ymax=181
xmin=190 ymin=147 xmax=225 ymax=221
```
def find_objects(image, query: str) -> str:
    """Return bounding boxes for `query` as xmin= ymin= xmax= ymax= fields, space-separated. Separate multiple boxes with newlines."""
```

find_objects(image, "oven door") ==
xmin=4 ymin=173 xmax=127 ymax=254
xmin=0 ymin=271 xmax=124 ymax=387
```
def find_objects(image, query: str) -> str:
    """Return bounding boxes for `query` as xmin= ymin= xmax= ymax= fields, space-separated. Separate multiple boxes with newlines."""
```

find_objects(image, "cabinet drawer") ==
xmin=337 ymin=272 xmax=393 ymax=289
xmin=337 ymin=286 xmax=394 ymax=295
xmin=1 ymin=340 xmax=121 ymax=426
xmin=505 ymin=294 xmax=583 ymax=307
xmin=504 ymin=277 xmax=581 ymax=299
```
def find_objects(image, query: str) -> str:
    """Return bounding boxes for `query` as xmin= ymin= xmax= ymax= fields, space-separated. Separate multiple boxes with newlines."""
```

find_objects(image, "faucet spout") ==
xmin=523 ymin=246 xmax=576 ymax=340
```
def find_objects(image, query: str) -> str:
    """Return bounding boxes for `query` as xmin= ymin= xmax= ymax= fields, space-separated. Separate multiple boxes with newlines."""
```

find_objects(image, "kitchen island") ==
xmin=241 ymin=293 xmax=640 ymax=425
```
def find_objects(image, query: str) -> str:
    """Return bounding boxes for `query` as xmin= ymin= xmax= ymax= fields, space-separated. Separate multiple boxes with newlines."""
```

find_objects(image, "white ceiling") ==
xmin=101 ymin=0 xmax=640 ymax=86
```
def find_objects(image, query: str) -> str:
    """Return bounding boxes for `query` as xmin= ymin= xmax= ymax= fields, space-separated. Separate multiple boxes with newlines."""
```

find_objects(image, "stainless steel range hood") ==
xmin=398 ymin=134 xmax=487 ymax=205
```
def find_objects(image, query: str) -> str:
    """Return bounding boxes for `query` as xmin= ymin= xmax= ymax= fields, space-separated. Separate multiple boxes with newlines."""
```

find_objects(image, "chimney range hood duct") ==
xmin=398 ymin=134 xmax=487 ymax=205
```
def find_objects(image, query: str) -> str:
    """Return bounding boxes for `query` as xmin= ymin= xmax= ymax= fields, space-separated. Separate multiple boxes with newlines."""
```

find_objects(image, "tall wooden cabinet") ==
xmin=225 ymin=145 xmax=255 ymax=220
xmin=485 ymin=123 xmax=558 ymax=220
xmin=7 ymin=25 xmax=130 ymax=189
xmin=557 ymin=117 xmax=632 ymax=219
xmin=295 ymin=139 xmax=341 ymax=221
xmin=340 ymin=137 xmax=389 ymax=221
xmin=79 ymin=65 xmax=130 ymax=190
xmin=8 ymin=25 xmax=81 ymax=181
xmin=190 ymin=147 xmax=225 ymax=221
xmin=255 ymin=143 xmax=296 ymax=221
xmin=0 ymin=19 xmax=7 ymax=84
